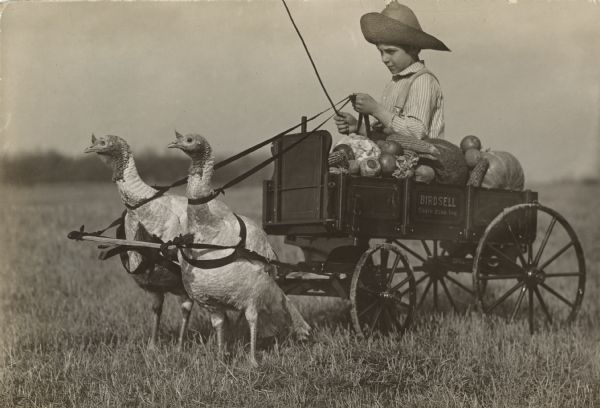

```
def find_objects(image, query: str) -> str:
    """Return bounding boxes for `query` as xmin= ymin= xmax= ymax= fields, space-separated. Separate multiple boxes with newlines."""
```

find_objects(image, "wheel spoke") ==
xmin=421 ymin=240 xmax=432 ymax=257
xmin=357 ymin=281 xmax=379 ymax=297
xmin=389 ymin=297 xmax=411 ymax=309
xmin=485 ymin=281 xmax=524 ymax=313
xmin=387 ymin=255 xmax=401 ymax=286
xmin=417 ymin=278 xmax=433 ymax=308
xmin=433 ymin=280 xmax=439 ymax=310
xmin=533 ymin=286 xmax=553 ymax=325
xmin=358 ymin=299 xmax=379 ymax=319
xmin=446 ymin=274 xmax=475 ymax=295
xmin=538 ymin=242 xmax=574 ymax=271
xmin=380 ymin=248 xmax=390 ymax=271
xmin=369 ymin=304 xmax=384 ymax=336
xmin=479 ymin=274 xmax=524 ymax=280
xmin=485 ymin=243 xmax=523 ymax=271
xmin=528 ymin=288 xmax=534 ymax=334
xmin=533 ymin=217 xmax=557 ymax=265
xmin=503 ymin=220 xmax=527 ymax=266
xmin=527 ymin=242 xmax=533 ymax=265
xmin=413 ymin=274 xmax=429 ymax=287
xmin=433 ymin=241 xmax=439 ymax=257
xmin=509 ymin=285 xmax=527 ymax=322
xmin=394 ymin=240 xmax=427 ymax=263
xmin=540 ymin=283 xmax=574 ymax=308
xmin=381 ymin=304 xmax=396 ymax=331
xmin=544 ymin=272 xmax=583 ymax=278
xmin=440 ymin=279 xmax=458 ymax=313
xmin=390 ymin=276 xmax=411 ymax=292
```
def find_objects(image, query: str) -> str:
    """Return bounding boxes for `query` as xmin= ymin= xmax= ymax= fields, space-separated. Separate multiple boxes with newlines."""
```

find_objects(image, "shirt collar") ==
xmin=392 ymin=61 xmax=426 ymax=81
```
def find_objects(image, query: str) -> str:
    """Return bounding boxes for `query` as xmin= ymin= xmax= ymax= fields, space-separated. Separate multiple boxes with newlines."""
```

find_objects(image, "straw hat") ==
xmin=360 ymin=1 xmax=450 ymax=51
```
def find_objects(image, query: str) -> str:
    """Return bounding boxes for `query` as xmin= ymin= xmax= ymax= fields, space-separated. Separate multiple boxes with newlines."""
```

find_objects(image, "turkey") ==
xmin=167 ymin=132 xmax=310 ymax=366
xmin=85 ymin=134 xmax=193 ymax=349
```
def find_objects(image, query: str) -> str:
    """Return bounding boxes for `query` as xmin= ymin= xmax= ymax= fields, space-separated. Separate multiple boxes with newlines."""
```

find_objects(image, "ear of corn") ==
xmin=386 ymin=133 xmax=440 ymax=156
xmin=328 ymin=150 xmax=349 ymax=168
xmin=467 ymin=157 xmax=490 ymax=187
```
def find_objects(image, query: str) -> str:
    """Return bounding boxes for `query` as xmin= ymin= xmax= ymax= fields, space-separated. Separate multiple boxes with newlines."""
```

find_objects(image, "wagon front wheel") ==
xmin=473 ymin=203 xmax=586 ymax=333
xmin=350 ymin=244 xmax=416 ymax=337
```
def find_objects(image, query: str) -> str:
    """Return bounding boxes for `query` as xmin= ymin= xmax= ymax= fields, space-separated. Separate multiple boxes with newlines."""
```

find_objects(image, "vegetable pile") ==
xmin=328 ymin=133 xmax=525 ymax=191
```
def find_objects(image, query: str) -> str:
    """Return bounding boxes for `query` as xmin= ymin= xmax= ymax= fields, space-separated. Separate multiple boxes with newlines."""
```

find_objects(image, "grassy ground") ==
xmin=0 ymin=182 xmax=599 ymax=407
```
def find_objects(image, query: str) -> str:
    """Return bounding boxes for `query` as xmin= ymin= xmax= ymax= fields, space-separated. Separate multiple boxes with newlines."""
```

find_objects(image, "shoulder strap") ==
xmin=397 ymin=68 xmax=438 ymax=115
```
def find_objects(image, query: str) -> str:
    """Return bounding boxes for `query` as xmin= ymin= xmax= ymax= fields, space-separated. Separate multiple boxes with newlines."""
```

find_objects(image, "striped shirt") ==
xmin=380 ymin=61 xmax=445 ymax=140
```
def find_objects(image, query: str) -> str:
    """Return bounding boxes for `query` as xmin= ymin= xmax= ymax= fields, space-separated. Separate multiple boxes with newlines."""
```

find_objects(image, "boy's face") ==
xmin=377 ymin=44 xmax=415 ymax=75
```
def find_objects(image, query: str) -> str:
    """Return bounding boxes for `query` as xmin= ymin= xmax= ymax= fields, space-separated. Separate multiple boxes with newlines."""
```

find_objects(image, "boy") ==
xmin=335 ymin=1 xmax=450 ymax=141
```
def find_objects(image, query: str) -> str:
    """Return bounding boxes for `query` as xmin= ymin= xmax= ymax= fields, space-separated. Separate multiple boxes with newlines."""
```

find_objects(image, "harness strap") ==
xmin=83 ymin=210 xmax=127 ymax=238
xmin=112 ymin=218 xmax=180 ymax=275
xmin=178 ymin=214 xmax=250 ymax=270
xmin=125 ymin=188 xmax=169 ymax=210
xmin=187 ymin=189 xmax=225 ymax=205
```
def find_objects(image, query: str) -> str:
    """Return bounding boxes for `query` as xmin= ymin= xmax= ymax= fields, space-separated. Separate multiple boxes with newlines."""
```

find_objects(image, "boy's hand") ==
xmin=334 ymin=112 xmax=358 ymax=135
xmin=352 ymin=93 xmax=381 ymax=116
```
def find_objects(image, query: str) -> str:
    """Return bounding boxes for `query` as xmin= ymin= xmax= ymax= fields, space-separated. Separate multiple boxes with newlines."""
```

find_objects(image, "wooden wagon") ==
xmin=263 ymin=130 xmax=585 ymax=336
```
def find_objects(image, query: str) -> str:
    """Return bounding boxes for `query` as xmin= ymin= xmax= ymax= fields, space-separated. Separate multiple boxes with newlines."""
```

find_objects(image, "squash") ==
xmin=414 ymin=165 xmax=435 ymax=183
xmin=464 ymin=148 xmax=483 ymax=168
xmin=481 ymin=151 xmax=524 ymax=190
xmin=422 ymin=139 xmax=469 ymax=185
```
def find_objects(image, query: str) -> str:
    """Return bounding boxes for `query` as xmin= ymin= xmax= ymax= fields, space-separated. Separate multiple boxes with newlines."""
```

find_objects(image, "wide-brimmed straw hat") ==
xmin=360 ymin=1 xmax=450 ymax=51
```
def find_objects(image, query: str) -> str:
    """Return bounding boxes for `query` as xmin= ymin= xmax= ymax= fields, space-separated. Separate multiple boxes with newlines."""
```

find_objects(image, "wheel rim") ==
xmin=473 ymin=203 xmax=586 ymax=333
xmin=350 ymin=244 xmax=416 ymax=337
xmin=392 ymin=239 xmax=476 ymax=313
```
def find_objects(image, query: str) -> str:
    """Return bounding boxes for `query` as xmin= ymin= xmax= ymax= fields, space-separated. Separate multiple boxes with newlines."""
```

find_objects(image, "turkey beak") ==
xmin=84 ymin=134 xmax=98 ymax=153
xmin=168 ymin=130 xmax=184 ymax=150
xmin=167 ymin=140 xmax=181 ymax=150
xmin=84 ymin=144 xmax=97 ymax=153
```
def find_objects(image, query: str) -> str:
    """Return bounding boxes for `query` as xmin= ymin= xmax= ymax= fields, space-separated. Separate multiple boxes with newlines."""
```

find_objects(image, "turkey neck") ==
xmin=186 ymin=153 xmax=220 ymax=231
xmin=114 ymin=155 xmax=159 ymax=208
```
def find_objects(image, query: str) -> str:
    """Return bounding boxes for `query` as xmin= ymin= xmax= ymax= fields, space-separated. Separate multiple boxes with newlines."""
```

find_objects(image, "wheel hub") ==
xmin=524 ymin=266 xmax=545 ymax=286
xmin=422 ymin=257 xmax=448 ymax=279
xmin=379 ymin=291 xmax=396 ymax=300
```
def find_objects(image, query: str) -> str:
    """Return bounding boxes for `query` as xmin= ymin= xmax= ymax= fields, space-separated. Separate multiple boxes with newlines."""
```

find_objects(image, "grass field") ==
xmin=1 ymin=182 xmax=599 ymax=407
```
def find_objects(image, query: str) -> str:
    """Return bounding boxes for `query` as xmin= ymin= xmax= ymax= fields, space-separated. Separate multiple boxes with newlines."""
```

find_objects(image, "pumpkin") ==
xmin=481 ymin=151 xmax=524 ymax=190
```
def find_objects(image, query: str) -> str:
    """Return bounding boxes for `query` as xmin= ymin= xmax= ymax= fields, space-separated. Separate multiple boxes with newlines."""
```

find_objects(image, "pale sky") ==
xmin=1 ymin=0 xmax=599 ymax=182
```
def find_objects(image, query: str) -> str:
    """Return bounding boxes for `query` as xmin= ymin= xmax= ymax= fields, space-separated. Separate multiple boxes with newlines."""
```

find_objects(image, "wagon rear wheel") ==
xmin=350 ymin=244 xmax=416 ymax=337
xmin=473 ymin=203 xmax=585 ymax=333
xmin=392 ymin=239 xmax=476 ymax=313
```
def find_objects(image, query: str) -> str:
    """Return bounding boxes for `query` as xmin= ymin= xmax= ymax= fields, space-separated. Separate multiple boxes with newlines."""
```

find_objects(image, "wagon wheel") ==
xmin=350 ymin=244 xmax=416 ymax=337
xmin=391 ymin=239 xmax=476 ymax=313
xmin=473 ymin=203 xmax=585 ymax=333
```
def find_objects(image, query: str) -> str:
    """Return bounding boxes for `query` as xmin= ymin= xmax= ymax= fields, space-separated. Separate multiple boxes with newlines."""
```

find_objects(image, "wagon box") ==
xmin=263 ymin=130 xmax=537 ymax=244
